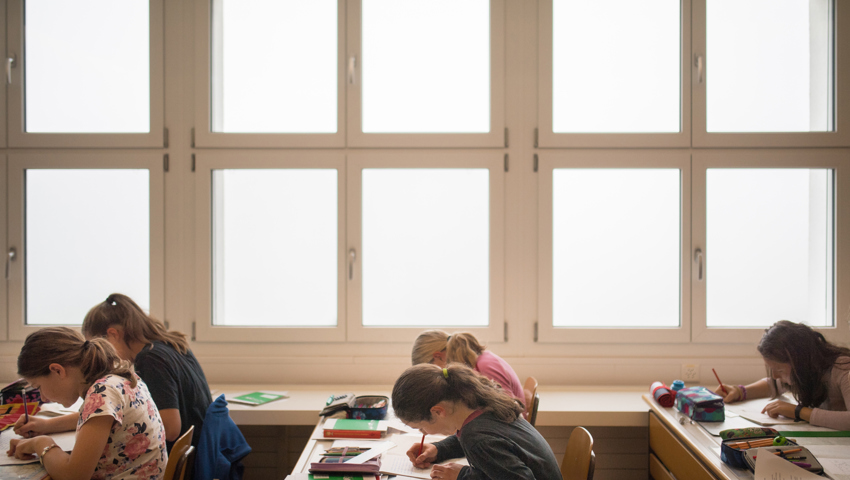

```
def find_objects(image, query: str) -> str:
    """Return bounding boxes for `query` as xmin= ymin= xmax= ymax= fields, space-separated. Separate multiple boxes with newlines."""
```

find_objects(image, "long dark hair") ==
xmin=18 ymin=326 xmax=137 ymax=389
xmin=392 ymin=363 xmax=523 ymax=424
xmin=82 ymin=293 xmax=189 ymax=354
xmin=758 ymin=320 xmax=850 ymax=407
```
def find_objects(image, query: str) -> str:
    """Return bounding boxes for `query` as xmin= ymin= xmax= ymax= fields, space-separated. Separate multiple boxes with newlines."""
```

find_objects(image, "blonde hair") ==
xmin=18 ymin=327 xmax=137 ymax=389
xmin=411 ymin=330 xmax=486 ymax=367
xmin=82 ymin=293 xmax=189 ymax=354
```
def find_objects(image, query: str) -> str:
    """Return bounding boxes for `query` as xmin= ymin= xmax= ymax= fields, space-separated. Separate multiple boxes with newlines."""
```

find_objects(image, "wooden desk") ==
xmin=644 ymin=394 xmax=850 ymax=480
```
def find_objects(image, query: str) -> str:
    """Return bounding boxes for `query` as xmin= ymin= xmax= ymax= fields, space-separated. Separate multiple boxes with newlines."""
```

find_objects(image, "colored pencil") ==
xmin=417 ymin=433 xmax=426 ymax=457
xmin=712 ymin=369 xmax=728 ymax=395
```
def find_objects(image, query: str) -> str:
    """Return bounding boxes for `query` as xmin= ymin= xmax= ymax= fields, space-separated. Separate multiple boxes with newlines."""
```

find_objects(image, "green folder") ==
xmin=230 ymin=391 xmax=288 ymax=406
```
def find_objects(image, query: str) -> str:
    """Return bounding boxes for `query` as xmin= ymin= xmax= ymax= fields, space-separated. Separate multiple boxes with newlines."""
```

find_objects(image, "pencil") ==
xmin=712 ymin=369 xmax=729 ymax=395
xmin=21 ymin=389 xmax=29 ymax=424
xmin=417 ymin=433 xmax=426 ymax=457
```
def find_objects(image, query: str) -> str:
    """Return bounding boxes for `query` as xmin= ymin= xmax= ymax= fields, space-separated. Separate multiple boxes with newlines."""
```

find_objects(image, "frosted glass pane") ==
xmin=212 ymin=170 xmax=338 ymax=326
xmin=26 ymin=170 xmax=150 ymax=324
xmin=707 ymin=0 xmax=833 ymax=132
xmin=706 ymin=169 xmax=833 ymax=327
xmin=362 ymin=169 xmax=489 ymax=326
xmin=25 ymin=0 xmax=150 ymax=133
xmin=552 ymin=0 xmax=681 ymax=133
xmin=362 ymin=0 xmax=490 ymax=133
xmin=212 ymin=0 xmax=337 ymax=133
xmin=552 ymin=169 xmax=680 ymax=327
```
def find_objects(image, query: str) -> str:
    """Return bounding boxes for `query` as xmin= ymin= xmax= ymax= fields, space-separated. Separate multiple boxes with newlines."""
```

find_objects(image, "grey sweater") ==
xmin=433 ymin=412 xmax=563 ymax=480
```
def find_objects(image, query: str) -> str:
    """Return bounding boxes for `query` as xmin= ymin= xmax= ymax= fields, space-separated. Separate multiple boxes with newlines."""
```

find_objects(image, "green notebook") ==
xmin=229 ymin=391 xmax=288 ymax=406
xmin=325 ymin=419 xmax=380 ymax=430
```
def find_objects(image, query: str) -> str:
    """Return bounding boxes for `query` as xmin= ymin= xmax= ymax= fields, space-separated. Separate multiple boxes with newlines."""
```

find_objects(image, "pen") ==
xmin=792 ymin=462 xmax=812 ymax=468
xmin=712 ymin=369 xmax=729 ymax=395
xmin=417 ymin=433 xmax=426 ymax=457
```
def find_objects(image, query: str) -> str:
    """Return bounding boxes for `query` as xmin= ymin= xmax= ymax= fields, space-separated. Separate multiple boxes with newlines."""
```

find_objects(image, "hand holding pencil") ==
xmin=406 ymin=440 xmax=437 ymax=469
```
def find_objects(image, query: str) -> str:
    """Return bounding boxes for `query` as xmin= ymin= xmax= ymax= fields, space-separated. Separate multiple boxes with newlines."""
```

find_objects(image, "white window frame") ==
xmin=346 ymin=151 xmax=505 ymax=342
xmin=537 ymin=150 xmax=692 ymax=343
xmin=537 ymin=0 xmax=692 ymax=148
xmin=345 ymin=0 xmax=506 ymax=148
xmin=0 ymin=4 xmax=7 ymax=148
xmin=6 ymin=0 xmax=165 ymax=148
xmin=192 ymin=0 xmax=347 ymax=148
xmin=193 ymin=151 xmax=347 ymax=342
xmin=691 ymin=149 xmax=850 ymax=345
xmin=0 ymin=155 xmax=7 ymax=341
xmin=692 ymin=0 xmax=850 ymax=147
xmin=6 ymin=153 xmax=165 ymax=340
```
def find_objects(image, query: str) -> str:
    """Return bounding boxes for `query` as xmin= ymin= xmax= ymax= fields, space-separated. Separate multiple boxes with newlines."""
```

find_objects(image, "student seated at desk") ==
xmin=394 ymin=363 xmax=562 ymax=480
xmin=9 ymin=327 xmax=167 ymax=480
xmin=412 ymin=330 xmax=525 ymax=402
xmin=82 ymin=293 xmax=212 ymax=450
xmin=713 ymin=320 xmax=850 ymax=430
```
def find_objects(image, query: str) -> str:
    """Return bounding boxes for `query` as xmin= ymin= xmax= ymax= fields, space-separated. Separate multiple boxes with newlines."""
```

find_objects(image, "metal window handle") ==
xmin=348 ymin=248 xmax=357 ymax=280
xmin=694 ymin=54 xmax=704 ymax=84
xmin=5 ymin=247 xmax=16 ymax=280
xmin=348 ymin=56 xmax=356 ymax=84
xmin=7 ymin=55 xmax=16 ymax=85
xmin=694 ymin=248 xmax=703 ymax=281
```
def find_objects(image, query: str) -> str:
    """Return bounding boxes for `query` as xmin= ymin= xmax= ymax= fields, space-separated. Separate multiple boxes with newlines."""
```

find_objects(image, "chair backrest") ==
xmin=523 ymin=377 xmax=538 ymax=420
xmin=164 ymin=425 xmax=195 ymax=480
xmin=528 ymin=392 xmax=540 ymax=426
xmin=561 ymin=426 xmax=594 ymax=480
xmin=174 ymin=445 xmax=196 ymax=480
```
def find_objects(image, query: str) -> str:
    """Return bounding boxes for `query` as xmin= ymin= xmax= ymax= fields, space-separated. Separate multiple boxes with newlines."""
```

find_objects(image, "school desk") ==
xmin=644 ymin=394 xmax=850 ymax=480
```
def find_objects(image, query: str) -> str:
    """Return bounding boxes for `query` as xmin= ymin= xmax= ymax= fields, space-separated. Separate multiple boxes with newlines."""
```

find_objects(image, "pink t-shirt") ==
xmin=474 ymin=350 xmax=525 ymax=402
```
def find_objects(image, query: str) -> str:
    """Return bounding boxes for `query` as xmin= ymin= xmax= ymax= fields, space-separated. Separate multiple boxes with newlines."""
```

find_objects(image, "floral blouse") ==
xmin=78 ymin=374 xmax=168 ymax=480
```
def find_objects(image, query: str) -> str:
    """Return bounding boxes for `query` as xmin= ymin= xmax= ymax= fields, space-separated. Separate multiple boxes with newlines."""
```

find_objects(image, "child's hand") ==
xmin=406 ymin=442 xmax=438 ymax=468
xmin=762 ymin=400 xmax=794 ymax=419
xmin=7 ymin=436 xmax=45 ymax=459
xmin=431 ymin=462 xmax=463 ymax=480
xmin=14 ymin=415 xmax=49 ymax=438
xmin=714 ymin=384 xmax=741 ymax=403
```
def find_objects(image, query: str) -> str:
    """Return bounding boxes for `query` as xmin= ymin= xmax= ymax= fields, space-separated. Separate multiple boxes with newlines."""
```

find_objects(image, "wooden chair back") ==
xmin=163 ymin=425 xmax=194 ymax=480
xmin=173 ymin=445 xmax=196 ymax=480
xmin=529 ymin=392 xmax=540 ymax=426
xmin=561 ymin=426 xmax=595 ymax=480
xmin=523 ymin=376 xmax=538 ymax=421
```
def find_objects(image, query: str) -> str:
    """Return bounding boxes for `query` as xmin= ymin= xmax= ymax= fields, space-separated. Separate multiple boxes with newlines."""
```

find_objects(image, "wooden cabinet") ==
xmin=649 ymin=412 xmax=717 ymax=480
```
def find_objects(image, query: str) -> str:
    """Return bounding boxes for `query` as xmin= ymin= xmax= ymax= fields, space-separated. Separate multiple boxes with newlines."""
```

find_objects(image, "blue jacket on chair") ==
xmin=195 ymin=394 xmax=252 ymax=480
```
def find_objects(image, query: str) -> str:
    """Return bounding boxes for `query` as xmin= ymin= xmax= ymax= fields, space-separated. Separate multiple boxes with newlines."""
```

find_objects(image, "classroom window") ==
xmin=25 ymin=170 xmax=150 ymax=325
xmin=361 ymin=169 xmax=490 ymax=326
xmin=551 ymin=169 xmax=681 ymax=327
xmin=706 ymin=0 xmax=834 ymax=133
xmin=211 ymin=169 xmax=338 ymax=326
xmin=24 ymin=0 xmax=150 ymax=133
xmin=706 ymin=168 xmax=834 ymax=327
xmin=360 ymin=0 xmax=490 ymax=133
xmin=210 ymin=0 xmax=337 ymax=133
xmin=551 ymin=0 xmax=681 ymax=133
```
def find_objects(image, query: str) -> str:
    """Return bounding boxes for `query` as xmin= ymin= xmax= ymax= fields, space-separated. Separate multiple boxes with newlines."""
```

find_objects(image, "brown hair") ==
xmin=18 ymin=326 xmax=137 ymax=388
xmin=758 ymin=320 xmax=850 ymax=407
xmin=392 ymin=363 xmax=523 ymax=424
xmin=411 ymin=330 xmax=485 ymax=367
xmin=82 ymin=293 xmax=189 ymax=354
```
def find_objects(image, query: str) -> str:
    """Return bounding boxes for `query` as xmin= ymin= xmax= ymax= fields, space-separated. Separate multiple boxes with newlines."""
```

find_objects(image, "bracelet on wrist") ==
xmin=794 ymin=403 xmax=804 ymax=422
xmin=39 ymin=444 xmax=59 ymax=466
xmin=737 ymin=384 xmax=747 ymax=401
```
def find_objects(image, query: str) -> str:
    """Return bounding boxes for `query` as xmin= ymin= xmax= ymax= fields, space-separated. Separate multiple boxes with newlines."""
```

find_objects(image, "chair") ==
xmin=173 ymin=445 xmax=196 ymax=480
xmin=561 ymin=426 xmax=595 ymax=480
xmin=164 ymin=425 xmax=195 ymax=480
xmin=528 ymin=392 xmax=540 ymax=426
xmin=523 ymin=377 xmax=538 ymax=421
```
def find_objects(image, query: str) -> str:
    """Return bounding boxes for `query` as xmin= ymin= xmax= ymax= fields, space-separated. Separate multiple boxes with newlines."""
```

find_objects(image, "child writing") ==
xmin=81 ymin=293 xmax=212 ymax=450
xmin=412 ymin=330 xmax=525 ymax=402
xmin=713 ymin=320 xmax=850 ymax=430
xmin=393 ymin=363 xmax=562 ymax=480
xmin=9 ymin=327 xmax=167 ymax=480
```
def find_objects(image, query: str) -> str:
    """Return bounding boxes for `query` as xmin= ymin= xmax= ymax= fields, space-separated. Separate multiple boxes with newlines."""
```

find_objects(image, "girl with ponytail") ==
xmin=411 ymin=330 xmax=525 ymax=403
xmin=10 ymin=327 xmax=167 ymax=480
xmin=82 ymin=293 xmax=212 ymax=449
xmin=392 ymin=363 xmax=562 ymax=480
xmin=712 ymin=320 xmax=850 ymax=430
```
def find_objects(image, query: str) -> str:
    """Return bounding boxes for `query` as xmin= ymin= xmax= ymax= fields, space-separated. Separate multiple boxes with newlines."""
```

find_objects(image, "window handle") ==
xmin=694 ymin=248 xmax=703 ymax=281
xmin=7 ymin=54 xmax=16 ymax=85
xmin=348 ymin=248 xmax=357 ymax=280
xmin=5 ymin=247 xmax=16 ymax=280
xmin=694 ymin=54 xmax=704 ymax=84
xmin=348 ymin=56 xmax=356 ymax=84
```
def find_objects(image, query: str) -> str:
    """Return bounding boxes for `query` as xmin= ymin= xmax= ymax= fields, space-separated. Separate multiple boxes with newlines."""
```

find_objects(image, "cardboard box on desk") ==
xmin=675 ymin=386 xmax=725 ymax=422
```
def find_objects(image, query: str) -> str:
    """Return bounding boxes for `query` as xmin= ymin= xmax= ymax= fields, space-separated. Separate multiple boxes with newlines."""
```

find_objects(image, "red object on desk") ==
xmin=712 ymin=369 xmax=729 ymax=395
xmin=0 ymin=402 xmax=40 ymax=431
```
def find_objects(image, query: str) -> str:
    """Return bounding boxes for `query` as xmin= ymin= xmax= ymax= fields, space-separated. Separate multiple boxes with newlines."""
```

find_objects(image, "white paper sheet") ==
xmin=0 ymin=430 xmax=76 ymax=465
xmin=753 ymin=447 xmax=822 ymax=480
xmin=738 ymin=408 xmax=803 ymax=426
xmin=379 ymin=454 xmax=433 ymax=479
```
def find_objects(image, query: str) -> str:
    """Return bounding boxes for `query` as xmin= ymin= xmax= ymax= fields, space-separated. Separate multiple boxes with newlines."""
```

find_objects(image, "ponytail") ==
xmin=18 ymin=327 xmax=137 ymax=389
xmin=411 ymin=330 xmax=450 ymax=365
xmin=392 ymin=363 xmax=522 ymax=425
xmin=446 ymin=333 xmax=485 ymax=368
xmin=82 ymin=293 xmax=190 ymax=354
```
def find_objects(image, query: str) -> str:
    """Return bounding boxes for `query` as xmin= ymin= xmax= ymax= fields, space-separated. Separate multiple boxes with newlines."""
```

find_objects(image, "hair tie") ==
xmin=442 ymin=368 xmax=449 ymax=379
xmin=82 ymin=340 xmax=90 ymax=349
xmin=446 ymin=335 xmax=452 ymax=342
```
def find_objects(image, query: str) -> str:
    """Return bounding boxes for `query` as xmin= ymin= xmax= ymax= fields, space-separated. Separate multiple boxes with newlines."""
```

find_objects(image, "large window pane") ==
xmin=362 ymin=169 xmax=489 ymax=326
xmin=707 ymin=0 xmax=833 ymax=132
xmin=552 ymin=0 xmax=681 ymax=133
xmin=26 ymin=170 xmax=150 ymax=324
xmin=552 ymin=169 xmax=680 ymax=327
xmin=211 ymin=0 xmax=337 ymax=133
xmin=212 ymin=170 xmax=338 ymax=326
xmin=362 ymin=0 xmax=490 ymax=133
xmin=25 ymin=1 xmax=150 ymax=133
xmin=706 ymin=169 xmax=833 ymax=327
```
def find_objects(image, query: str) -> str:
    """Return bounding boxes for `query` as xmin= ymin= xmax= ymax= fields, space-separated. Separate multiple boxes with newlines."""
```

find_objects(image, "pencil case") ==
xmin=742 ymin=445 xmax=823 ymax=475
xmin=309 ymin=450 xmax=381 ymax=474
xmin=348 ymin=396 xmax=388 ymax=420
xmin=675 ymin=386 xmax=724 ymax=422
xmin=0 ymin=379 xmax=41 ymax=405
xmin=719 ymin=427 xmax=788 ymax=469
